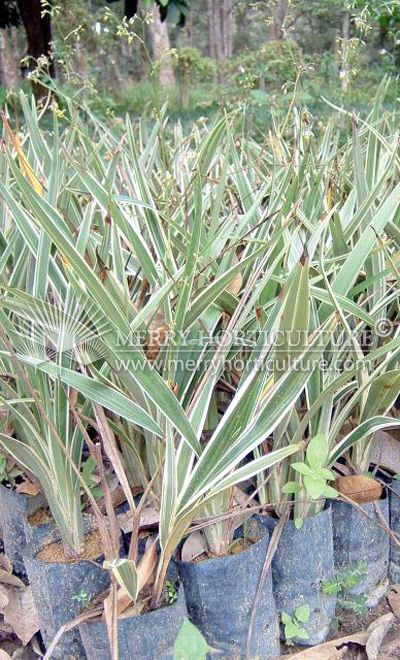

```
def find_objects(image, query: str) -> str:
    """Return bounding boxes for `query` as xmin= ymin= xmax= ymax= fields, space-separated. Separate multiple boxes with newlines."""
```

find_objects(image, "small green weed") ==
xmin=71 ymin=590 xmax=89 ymax=605
xmin=165 ymin=580 xmax=178 ymax=605
xmin=341 ymin=594 xmax=368 ymax=616
xmin=323 ymin=562 xmax=368 ymax=616
xmin=282 ymin=604 xmax=310 ymax=644
xmin=322 ymin=562 xmax=368 ymax=595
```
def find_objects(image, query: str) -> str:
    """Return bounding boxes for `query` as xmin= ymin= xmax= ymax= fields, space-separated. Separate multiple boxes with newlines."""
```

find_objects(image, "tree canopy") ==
xmin=0 ymin=0 xmax=189 ymax=28
xmin=0 ymin=0 xmax=20 ymax=29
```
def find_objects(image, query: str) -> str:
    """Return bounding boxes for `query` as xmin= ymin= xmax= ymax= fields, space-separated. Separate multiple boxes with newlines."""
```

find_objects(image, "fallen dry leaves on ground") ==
xmin=0 ymin=555 xmax=39 ymax=647
xmin=285 ymin=612 xmax=397 ymax=660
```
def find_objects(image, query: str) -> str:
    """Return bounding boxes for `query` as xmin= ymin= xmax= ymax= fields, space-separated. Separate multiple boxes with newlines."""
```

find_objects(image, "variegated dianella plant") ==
xmin=0 ymin=80 xmax=399 ymax=604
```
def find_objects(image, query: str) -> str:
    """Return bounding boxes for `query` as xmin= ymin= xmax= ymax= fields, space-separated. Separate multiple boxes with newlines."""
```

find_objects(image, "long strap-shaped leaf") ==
xmin=69 ymin=159 xmax=159 ymax=286
xmin=3 ymin=159 xmax=131 ymax=334
xmin=329 ymin=417 xmax=400 ymax=465
xmin=16 ymin=357 xmax=163 ymax=437
xmin=332 ymin=181 xmax=400 ymax=298
xmin=179 ymin=315 xmax=337 ymax=510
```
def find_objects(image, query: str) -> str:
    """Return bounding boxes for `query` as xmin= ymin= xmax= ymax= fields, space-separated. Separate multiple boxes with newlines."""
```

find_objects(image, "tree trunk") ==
xmin=148 ymin=3 xmax=175 ymax=88
xmin=207 ymin=0 xmax=232 ymax=82
xmin=179 ymin=76 xmax=189 ymax=110
xmin=269 ymin=0 xmax=288 ymax=40
xmin=206 ymin=0 xmax=217 ymax=59
xmin=16 ymin=0 xmax=55 ymax=97
xmin=0 ymin=27 xmax=19 ymax=90
xmin=75 ymin=41 xmax=88 ymax=82
xmin=341 ymin=11 xmax=350 ymax=90
xmin=187 ymin=5 xmax=194 ymax=47
xmin=222 ymin=0 xmax=233 ymax=59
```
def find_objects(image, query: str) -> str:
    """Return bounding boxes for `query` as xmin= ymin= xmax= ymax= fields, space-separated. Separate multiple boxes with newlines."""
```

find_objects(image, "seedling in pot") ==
xmin=282 ymin=605 xmax=310 ymax=644
xmin=283 ymin=433 xmax=338 ymax=528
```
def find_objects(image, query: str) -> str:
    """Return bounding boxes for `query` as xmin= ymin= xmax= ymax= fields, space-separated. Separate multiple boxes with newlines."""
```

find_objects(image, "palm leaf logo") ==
xmin=8 ymin=291 xmax=112 ymax=366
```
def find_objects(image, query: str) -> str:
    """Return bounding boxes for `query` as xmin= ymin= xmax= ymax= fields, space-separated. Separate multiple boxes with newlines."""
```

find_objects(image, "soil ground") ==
xmin=282 ymin=598 xmax=400 ymax=659
xmin=1 ymin=584 xmax=400 ymax=658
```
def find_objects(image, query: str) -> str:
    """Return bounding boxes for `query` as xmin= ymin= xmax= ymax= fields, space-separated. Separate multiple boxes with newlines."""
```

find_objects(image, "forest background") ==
xmin=1 ymin=1 xmax=400 ymax=132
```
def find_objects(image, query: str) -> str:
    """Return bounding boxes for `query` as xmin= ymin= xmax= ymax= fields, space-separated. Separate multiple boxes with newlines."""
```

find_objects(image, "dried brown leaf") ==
xmin=334 ymin=475 xmax=382 ymax=503
xmin=0 ymin=568 xmax=25 ymax=588
xmin=117 ymin=510 xmax=133 ymax=534
xmin=286 ymin=637 xmax=361 ymax=659
xmin=114 ymin=588 xmax=133 ymax=617
xmin=146 ymin=324 xmax=168 ymax=363
xmin=103 ymin=583 xmax=118 ymax=659
xmin=93 ymin=404 xmax=136 ymax=517
xmin=139 ymin=507 xmax=159 ymax=527
xmin=365 ymin=612 xmax=394 ymax=659
xmin=287 ymin=613 xmax=395 ymax=660
xmin=137 ymin=538 xmax=157 ymax=593
xmin=181 ymin=531 xmax=207 ymax=563
xmin=370 ymin=431 xmax=400 ymax=475
xmin=4 ymin=586 xmax=39 ymax=645
xmin=388 ymin=584 xmax=400 ymax=618
xmin=0 ymin=554 xmax=12 ymax=573
xmin=232 ymin=486 xmax=249 ymax=507
xmin=16 ymin=481 xmax=40 ymax=497
xmin=0 ymin=650 xmax=13 ymax=660
xmin=119 ymin=599 xmax=146 ymax=619
xmin=0 ymin=583 xmax=9 ymax=612
xmin=42 ymin=606 xmax=103 ymax=660
xmin=117 ymin=506 xmax=159 ymax=534
xmin=31 ymin=634 xmax=44 ymax=657
xmin=226 ymin=272 xmax=243 ymax=296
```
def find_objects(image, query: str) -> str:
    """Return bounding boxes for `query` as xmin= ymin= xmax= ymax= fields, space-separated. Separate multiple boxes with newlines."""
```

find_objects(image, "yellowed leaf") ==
xmin=261 ymin=376 xmax=275 ymax=399
xmin=1 ymin=114 xmax=44 ymax=196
